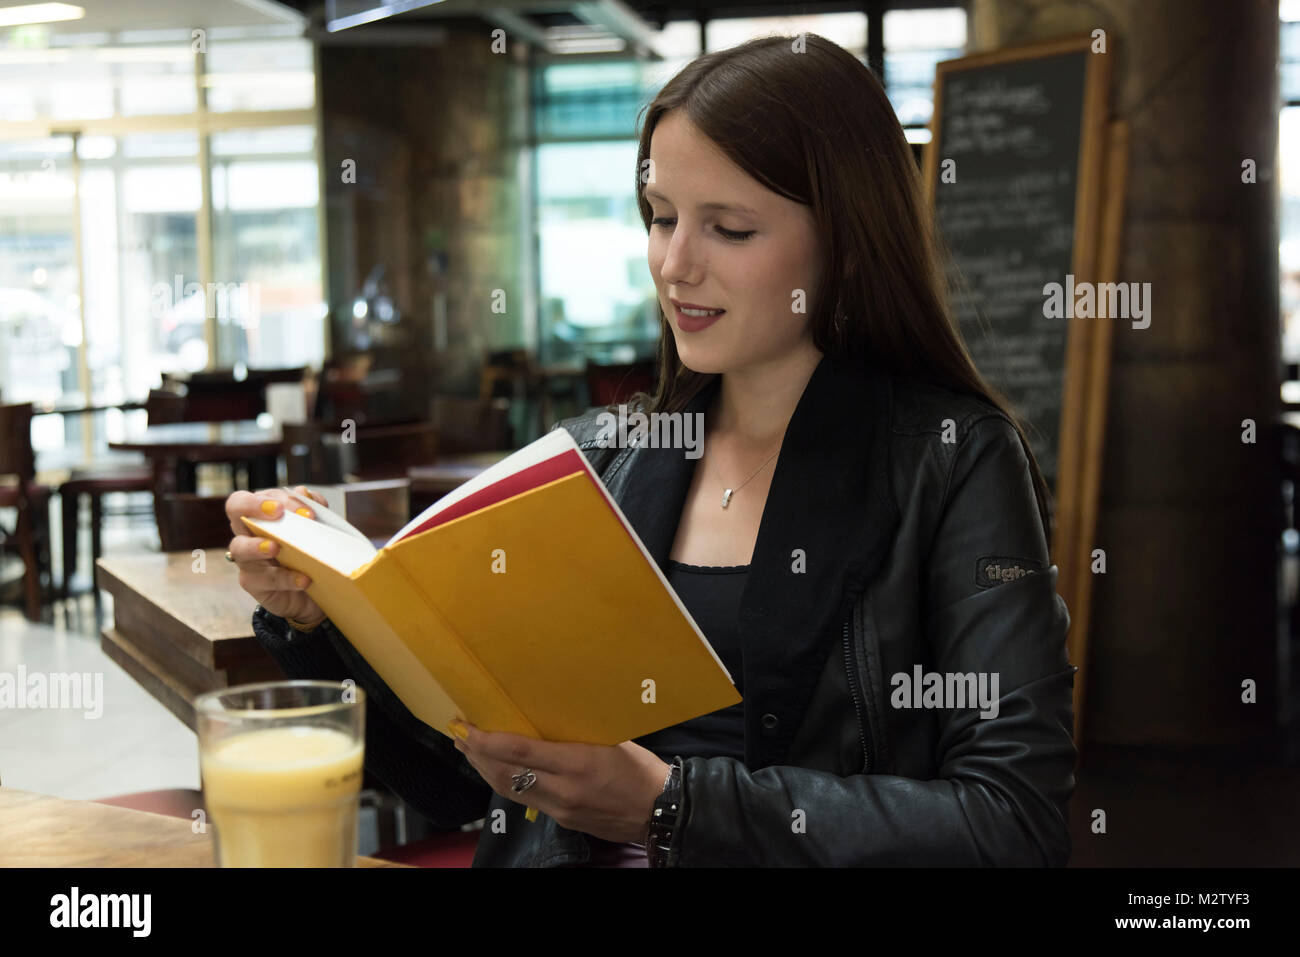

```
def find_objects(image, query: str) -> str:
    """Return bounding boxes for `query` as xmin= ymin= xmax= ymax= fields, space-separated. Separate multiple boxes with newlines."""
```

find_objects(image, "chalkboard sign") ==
xmin=931 ymin=48 xmax=1091 ymax=494
xmin=924 ymin=36 xmax=1122 ymax=746
xmin=926 ymin=37 xmax=1109 ymax=498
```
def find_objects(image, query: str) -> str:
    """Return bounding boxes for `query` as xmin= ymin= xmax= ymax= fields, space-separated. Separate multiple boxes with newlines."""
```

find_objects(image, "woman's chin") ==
xmin=674 ymin=344 xmax=730 ymax=376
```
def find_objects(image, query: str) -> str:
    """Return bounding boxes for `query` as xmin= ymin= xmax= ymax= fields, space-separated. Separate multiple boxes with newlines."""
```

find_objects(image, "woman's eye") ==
xmin=650 ymin=217 xmax=755 ymax=242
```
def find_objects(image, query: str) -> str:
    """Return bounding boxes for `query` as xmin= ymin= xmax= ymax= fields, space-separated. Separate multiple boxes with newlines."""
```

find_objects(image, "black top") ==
xmin=585 ymin=558 xmax=750 ymax=865
xmin=633 ymin=560 xmax=749 ymax=763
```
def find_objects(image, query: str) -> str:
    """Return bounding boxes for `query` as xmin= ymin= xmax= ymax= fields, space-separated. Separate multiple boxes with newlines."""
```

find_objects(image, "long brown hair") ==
xmin=628 ymin=33 xmax=1053 ymax=547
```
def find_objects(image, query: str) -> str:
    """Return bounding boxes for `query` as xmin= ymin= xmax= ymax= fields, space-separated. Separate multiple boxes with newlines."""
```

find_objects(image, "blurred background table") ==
xmin=110 ymin=420 xmax=283 ymax=499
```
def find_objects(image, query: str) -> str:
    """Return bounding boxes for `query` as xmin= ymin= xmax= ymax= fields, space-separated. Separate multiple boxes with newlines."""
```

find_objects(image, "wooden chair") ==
xmin=584 ymin=357 xmax=657 ymax=408
xmin=0 ymin=402 xmax=54 ymax=619
xmin=282 ymin=421 xmax=342 ymax=486
xmin=430 ymin=395 xmax=513 ymax=455
xmin=145 ymin=386 xmax=186 ymax=423
xmin=314 ymin=355 xmax=373 ymax=426
xmin=176 ymin=370 xmax=265 ymax=423
xmin=155 ymin=494 xmax=234 ymax=553
xmin=332 ymin=422 xmax=439 ymax=483
xmin=58 ymin=389 xmax=184 ymax=598
xmin=478 ymin=348 xmax=533 ymax=403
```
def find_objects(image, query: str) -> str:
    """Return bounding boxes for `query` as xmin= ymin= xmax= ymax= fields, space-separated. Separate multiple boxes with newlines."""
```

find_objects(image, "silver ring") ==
xmin=224 ymin=551 xmax=235 ymax=563
xmin=510 ymin=768 xmax=537 ymax=793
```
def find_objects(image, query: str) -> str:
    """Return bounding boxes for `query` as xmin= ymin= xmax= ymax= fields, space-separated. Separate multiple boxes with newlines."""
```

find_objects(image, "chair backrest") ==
xmin=314 ymin=354 xmax=374 ymax=425
xmin=282 ymin=421 xmax=343 ymax=486
xmin=0 ymin=402 xmax=35 ymax=482
xmin=250 ymin=366 xmax=308 ymax=386
xmin=181 ymin=376 xmax=264 ymax=422
xmin=430 ymin=395 xmax=514 ymax=455
xmin=145 ymin=388 xmax=187 ymax=425
xmin=332 ymin=422 xmax=438 ymax=482
xmin=584 ymin=358 xmax=657 ymax=408
xmin=156 ymin=493 xmax=233 ymax=553
xmin=479 ymin=348 xmax=532 ymax=401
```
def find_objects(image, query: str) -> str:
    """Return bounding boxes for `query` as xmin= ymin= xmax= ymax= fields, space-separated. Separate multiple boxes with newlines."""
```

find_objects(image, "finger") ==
xmin=237 ymin=560 xmax=313 ymax=594
xmin=226 ymin=490 xmax=267 ymax=538
xmin=293 ymin=485 xmax=330 ymax=508
xmin=229 ymin=490 xmax=316 ymax=539
xmin=228 ymin=534 xmax=279 ymax=565
xmin=455 ymin=724 xmax=576 ymax=774
xmin=455 ymin=742 xmax=558 ymax=810
xmin=278 ymin=488 xmax=317 ymax=520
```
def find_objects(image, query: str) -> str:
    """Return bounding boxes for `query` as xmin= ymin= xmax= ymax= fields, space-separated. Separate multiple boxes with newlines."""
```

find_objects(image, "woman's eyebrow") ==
xmin=642 ymin=187 xmax=758 ymax=217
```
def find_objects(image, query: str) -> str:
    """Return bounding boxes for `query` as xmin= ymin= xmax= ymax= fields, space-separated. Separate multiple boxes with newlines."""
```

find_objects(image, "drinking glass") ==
xmin=195 ymin=680 xmax=365 ymax=867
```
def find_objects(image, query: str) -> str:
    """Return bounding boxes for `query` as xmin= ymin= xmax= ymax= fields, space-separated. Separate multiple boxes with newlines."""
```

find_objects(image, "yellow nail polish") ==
xmin=260 ymin=500 xmax=277 ymax=515
xmin=449 ymin=720 xmax=468 ymax=740
xmin=295 ymin=507 xmax=312 ymax=518
xmin=524 ymin=807 xmax=539 ymax=822
xmin=258 ymin=539 xmax=271 ymax=553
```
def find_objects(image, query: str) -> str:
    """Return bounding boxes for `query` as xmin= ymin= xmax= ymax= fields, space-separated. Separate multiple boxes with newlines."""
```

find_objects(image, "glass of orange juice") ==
xmin=195 ymin=680 xmax=365 ymax=868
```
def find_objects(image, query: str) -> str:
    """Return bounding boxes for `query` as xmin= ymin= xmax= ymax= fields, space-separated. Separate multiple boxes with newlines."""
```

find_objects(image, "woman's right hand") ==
xmin=226 ymin=485 xmax=329 ymax=629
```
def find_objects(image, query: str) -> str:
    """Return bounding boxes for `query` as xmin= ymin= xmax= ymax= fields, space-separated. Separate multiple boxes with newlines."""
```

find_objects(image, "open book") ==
xmin=241 ymin=428 xmax=741 ymax=744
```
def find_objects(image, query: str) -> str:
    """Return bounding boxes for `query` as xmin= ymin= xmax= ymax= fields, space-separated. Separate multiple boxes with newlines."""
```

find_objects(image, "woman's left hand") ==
xmin=451 ymin=721 xmax=671 ymax=844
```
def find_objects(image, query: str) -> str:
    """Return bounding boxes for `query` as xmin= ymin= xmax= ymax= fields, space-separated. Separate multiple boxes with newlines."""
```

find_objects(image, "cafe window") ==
xmin=1282 ymin=3 xmax=1300 ymax=369
xmin=884 ymin=7 xmax=967 ymax=142
xmin=532 ymin=51 xmax=695 ymax=365
xmin=529 ymin=7 xmax=967 ymax=362
xmin=0 ymin=30 xmax=322 ymax=468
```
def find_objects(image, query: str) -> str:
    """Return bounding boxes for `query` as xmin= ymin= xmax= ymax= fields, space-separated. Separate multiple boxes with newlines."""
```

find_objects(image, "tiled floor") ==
xmin=0 ymin=488 xmax=200 ymax=800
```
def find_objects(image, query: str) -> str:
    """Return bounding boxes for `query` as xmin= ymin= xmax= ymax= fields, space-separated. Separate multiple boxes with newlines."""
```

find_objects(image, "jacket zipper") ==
xmin=842 ymin=619 xmax=873 ymax=774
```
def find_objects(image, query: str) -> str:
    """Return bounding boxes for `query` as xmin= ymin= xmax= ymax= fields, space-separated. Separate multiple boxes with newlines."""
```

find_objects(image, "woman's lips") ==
xmin=673 ymin=302 xmax=725 ymax=332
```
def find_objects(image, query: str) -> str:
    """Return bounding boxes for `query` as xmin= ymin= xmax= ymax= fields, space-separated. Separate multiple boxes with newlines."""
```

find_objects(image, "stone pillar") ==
xmin=970 ymin=0 xmax=1281 ymax=754
xmin=318 ymin=25 xmax=532 ymax=402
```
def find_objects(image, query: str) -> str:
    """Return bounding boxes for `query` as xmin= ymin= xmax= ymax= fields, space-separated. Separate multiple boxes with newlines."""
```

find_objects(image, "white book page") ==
xmin=242 ymin=510 xmax=378 ymax=577
xmin=384 ymin=428 xmax=579 ymax=547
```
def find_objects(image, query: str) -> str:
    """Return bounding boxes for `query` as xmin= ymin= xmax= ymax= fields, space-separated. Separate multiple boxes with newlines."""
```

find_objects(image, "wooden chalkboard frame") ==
xmin=923 ymin=36 xmax=1120 ymax=748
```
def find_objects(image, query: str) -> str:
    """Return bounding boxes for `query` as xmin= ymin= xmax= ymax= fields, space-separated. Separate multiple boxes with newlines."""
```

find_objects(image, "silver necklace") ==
xmin=720 ymin=446 xmax=781 ymax=509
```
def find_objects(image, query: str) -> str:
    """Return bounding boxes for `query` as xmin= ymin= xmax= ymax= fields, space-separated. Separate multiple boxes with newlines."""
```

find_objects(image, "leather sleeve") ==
xmin=671 ymin=415 xmax=1076 ymax=866
xmin=251 ymin=605 xmax=492 ymax=829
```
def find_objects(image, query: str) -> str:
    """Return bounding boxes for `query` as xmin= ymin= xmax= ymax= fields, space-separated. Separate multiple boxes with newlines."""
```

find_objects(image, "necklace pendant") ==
xmin=721 ymin=488 xmax=733 ymax=509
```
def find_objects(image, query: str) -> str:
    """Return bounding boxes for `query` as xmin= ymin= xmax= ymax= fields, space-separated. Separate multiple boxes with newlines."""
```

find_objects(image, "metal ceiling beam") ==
xmin=571 ymin=1 xmax=658 ymax=53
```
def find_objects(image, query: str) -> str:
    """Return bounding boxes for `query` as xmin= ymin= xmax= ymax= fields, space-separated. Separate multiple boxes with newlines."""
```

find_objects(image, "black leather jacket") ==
xmin=252 ymin=353 xmax=1077 ymax=866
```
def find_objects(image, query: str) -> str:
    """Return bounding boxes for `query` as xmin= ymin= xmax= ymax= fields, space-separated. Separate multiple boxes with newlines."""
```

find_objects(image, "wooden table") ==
xmin=110 ymin=420 xmax=283 ymax=528
xmin=0 ymin=787 xmax=406 ymax=867
xmin=95 ymin=549 xmax=282 ymax=731
xmin=30 ymin=399 xmax=147 ymax=417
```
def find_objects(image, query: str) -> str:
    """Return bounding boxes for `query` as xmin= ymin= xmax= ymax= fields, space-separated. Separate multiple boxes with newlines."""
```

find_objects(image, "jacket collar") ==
xmin=611 ymin=353 xmax=901 ymax=767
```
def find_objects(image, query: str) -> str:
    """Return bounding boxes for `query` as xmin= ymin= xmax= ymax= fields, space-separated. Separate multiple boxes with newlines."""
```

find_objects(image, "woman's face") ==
xmin=645 ymin=110 xmax=823 ymax=376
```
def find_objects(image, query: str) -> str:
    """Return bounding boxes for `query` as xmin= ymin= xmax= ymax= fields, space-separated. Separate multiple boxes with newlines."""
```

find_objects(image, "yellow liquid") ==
xmin=201 ymin=726 xmax=364 ymax=867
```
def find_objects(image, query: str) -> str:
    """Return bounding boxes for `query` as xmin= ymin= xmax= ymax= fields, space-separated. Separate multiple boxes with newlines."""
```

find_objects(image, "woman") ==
xmin=227 ymin=34 xmax=1075 ymax=867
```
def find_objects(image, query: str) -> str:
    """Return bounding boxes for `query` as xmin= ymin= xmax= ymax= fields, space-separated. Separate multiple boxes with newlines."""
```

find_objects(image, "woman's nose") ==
xmin=659 ymin=230 xmax=702 ymax=285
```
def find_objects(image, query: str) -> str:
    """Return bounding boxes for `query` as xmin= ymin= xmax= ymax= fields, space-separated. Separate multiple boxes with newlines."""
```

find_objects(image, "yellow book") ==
xmin=241 ymin=428 xmax=741 ymax=744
